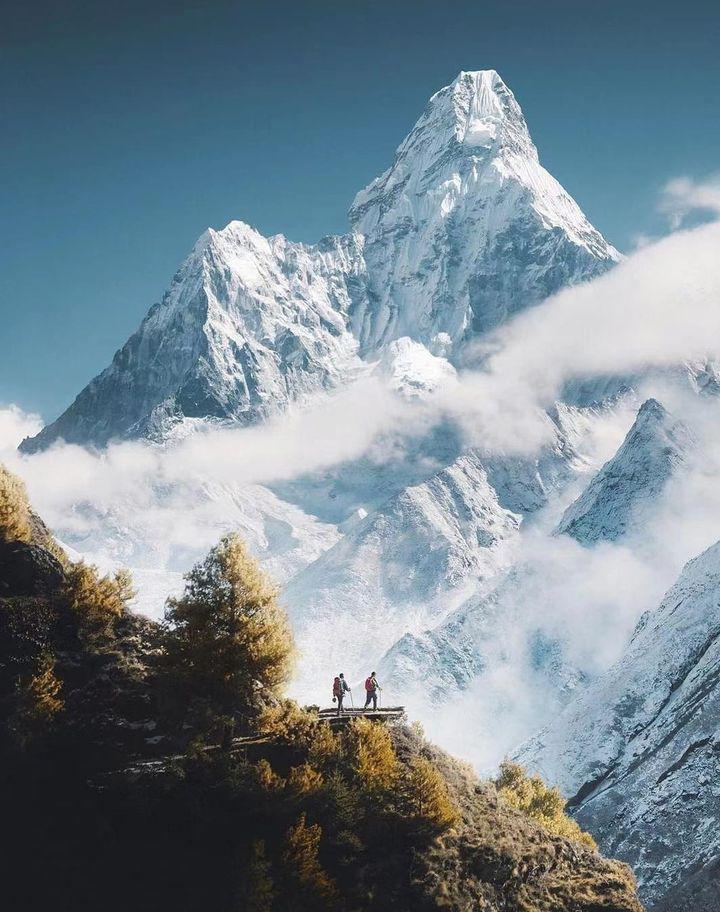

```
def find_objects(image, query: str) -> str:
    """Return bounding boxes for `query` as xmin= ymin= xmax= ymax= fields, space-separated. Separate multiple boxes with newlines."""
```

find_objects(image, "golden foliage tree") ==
xmin=12 ymin=652 xmax=64 ymax=745
xmin=495 ymin=760 xmax=597 ymax=848
xmin=282 ymin=814 xmax=337 ymax=908
xmin=286 ymin=763 xmax=324 ymax=798
xmin=164 ymin=535 xmax=294 ymax=719
xmin=65 ymin=561 xmax=135 ymax=641
xmin=403 ymin=755 xmax=459 ymax=833
xmin=346 ymin=717 xmax=400 ymax=793
xmin=24 ymin=652 xmax=64 ymax=721
xmin=257 ymin=700 xmax=320 ymax=747
xmin=0 ymin=463 xmax=32 ymax=543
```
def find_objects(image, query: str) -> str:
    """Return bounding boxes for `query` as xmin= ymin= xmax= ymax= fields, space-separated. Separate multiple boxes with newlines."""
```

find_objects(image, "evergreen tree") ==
xmin=238 ymin=840 xmax=275 ymax=912
xmin=282 ymin=814 xmax=338 ymax=909
xmin=403 ymin=755 xmax=459 ymax=833
xmin=164 ymin=534 xmax=294 ymax=724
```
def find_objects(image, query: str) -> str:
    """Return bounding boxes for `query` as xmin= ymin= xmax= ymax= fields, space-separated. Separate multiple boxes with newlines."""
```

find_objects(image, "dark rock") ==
xmin=0 ymin=540 xmax=66 ymax=596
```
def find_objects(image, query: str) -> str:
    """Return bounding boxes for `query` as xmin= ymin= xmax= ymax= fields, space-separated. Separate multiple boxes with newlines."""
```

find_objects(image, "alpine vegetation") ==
xmin=0 ymin=467 xmax=643 ymax=912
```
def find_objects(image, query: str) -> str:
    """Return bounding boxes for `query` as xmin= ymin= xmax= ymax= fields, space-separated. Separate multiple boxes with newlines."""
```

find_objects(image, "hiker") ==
xmin=363 ymin=671 xmax=381 ymax=711
xmin=333 ymin=673 xmax=351 ymax=714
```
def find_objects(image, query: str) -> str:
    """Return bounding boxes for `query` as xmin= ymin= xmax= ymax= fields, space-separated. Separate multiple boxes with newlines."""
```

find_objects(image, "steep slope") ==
xmin=517 ymin=540 xmax=720 ymax=908
xmin=22 ymin=226 xmax=367 ymax=450
xmin=23 ymin=70 xmax=617 ymax=452
xmin=349 ymin=69 xmax=619 ymax=352
xmin=285 ymin=452 xmax=521 ymax=697
xmin=555 ymin=399 xmax=691 ymax=544
xmin=1 ymin=467 xmax=644 ymax=912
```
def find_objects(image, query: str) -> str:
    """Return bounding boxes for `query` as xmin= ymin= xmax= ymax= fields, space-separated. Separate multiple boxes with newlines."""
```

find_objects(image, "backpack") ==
xmin=333 ymin=676 xmax=342 ymax=695
xmin=365 ymin=676 xmax=374 ymax=692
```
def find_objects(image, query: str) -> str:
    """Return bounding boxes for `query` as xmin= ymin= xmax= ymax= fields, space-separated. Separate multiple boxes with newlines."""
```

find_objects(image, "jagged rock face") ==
xmin=22 ymin=227 xmax=367 ymax=450
xmin=286 ymin=452 xmax=521 ymax=693
xmin=517 ymin=539 xmax=720 ymax=907
xmin=555 ymin=398 xmax=691 ymax=543
xmin=22 ymin=70 xmax=617 ymax=452
xmin=349 ymin=70 xmax=619 ymax=353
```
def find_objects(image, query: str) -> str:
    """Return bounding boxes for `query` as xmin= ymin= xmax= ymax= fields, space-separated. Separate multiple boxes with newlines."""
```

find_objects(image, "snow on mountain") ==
xmin=51 ymin=477 xmax=341 ymax=619
xmin=348 ymin=70 xmax=619 ymax=353
xmin=22 ymin=69 xmax=617 ymax=453
xmin=516 ymin=539 xmax=720 ymax=908
xmin=285 ymin=452 xmax=521 ymax=700
xmin=21 ymin=225 xmax=367 ymax=451
xmin=375 ymin=337 xmax=457 ymax=398
xmin=555 ymin=398 xmax=691 ymax=544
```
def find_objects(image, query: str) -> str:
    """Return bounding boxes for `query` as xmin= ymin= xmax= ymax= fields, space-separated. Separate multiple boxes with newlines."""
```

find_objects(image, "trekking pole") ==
xmin=350 ymin=690 xmax=354 ymax=710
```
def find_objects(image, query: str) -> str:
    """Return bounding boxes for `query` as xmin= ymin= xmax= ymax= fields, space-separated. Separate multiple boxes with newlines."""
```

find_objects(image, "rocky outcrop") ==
xmin=555 ymin=399 xmax=691 ymax=544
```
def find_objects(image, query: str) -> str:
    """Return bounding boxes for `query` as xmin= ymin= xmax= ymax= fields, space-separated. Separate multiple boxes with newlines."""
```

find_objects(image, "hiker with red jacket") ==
xmin=332 ymin=673 xmax=350 ymax=715
xmin=363 ymin=671 xmax=381 ymax=711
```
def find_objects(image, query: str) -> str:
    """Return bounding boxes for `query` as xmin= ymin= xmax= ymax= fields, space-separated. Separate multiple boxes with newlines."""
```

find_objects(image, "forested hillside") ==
xmin=0 ymin=464 xmax=643 ymax=912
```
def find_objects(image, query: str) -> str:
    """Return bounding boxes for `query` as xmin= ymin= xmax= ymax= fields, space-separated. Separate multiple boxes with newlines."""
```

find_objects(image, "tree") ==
xmin=403 ymin=755 xmax=459 ymax=833
xmin=11 ymin=651 xmax=64 ymax=746
xmin=0 ymin=463 xmax=32 ymax=543
xmin=282 ymin=814 xmax=338 ymax=909
xmin=237 ymin=840 xmax=275 ymax=912
xmin=164 ymin=534 xmax=294 ymax=723
xmin=346 ymin=717 xmax=400 ymax=794
xmin=65 ymin=561 xmax=135 ymax=643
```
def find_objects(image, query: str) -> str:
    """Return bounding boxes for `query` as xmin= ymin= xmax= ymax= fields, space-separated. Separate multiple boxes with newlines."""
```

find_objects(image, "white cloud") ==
xmin=0 ymin=404 xmax=42 ymax=451
xmin=659 ymin=174 xmax=720 ymax=228
xmin=4 ymin=205 xmax=720 ymax=775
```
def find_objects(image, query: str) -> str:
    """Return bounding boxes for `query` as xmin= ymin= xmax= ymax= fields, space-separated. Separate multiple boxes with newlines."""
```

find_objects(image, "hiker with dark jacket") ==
xmin=333 ymin=673 xmax=350 ymax=714
xmin=363 ymin=671 xmax=381 ymax=711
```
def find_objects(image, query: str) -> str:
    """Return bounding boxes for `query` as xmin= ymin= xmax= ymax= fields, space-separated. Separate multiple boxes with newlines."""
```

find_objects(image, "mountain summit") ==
xmin=22 ymin=71 xmax=618 ymax=451
xmin=349 ymin=69 xmax=619 ymax=351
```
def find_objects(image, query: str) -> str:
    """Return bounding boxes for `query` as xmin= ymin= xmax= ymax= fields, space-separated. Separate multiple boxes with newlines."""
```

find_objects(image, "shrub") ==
xmin=0 ymin=464 xmax=32 ymax=543
xmin=164 ymin=535 xmax=294 ymax=721
xmin=495 ymin=760 xmax=597 ymax=848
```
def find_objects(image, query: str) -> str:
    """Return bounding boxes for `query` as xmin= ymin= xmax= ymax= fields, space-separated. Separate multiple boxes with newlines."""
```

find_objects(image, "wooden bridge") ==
xmin=316 ymin=706 xmax=406 ymax=729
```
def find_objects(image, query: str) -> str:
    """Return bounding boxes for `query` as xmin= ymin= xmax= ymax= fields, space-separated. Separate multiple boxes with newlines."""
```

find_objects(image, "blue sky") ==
xmin=2 ymin=0 xmax=718 ymax=419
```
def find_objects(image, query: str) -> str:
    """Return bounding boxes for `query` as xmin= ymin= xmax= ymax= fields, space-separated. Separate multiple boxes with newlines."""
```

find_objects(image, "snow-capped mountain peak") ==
xmin=348 ymin=70 xmax=619 ymax=351
xmin=22 ymin=70 xmax=618 ymax=451
xmin=555 ymin=398 xmax=692 ymax=544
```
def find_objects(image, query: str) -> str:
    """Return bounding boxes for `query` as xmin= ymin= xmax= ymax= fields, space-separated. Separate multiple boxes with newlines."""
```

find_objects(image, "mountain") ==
xmin=0 ymin=466 xmax=644 ymax=912
xmin=517 ymin=539 xmax=720 ymax=909
xmin=21 ymin=70 xmax=617 ymax=452
xmin=349 ymin=69 xmax=619 ymax=351
xmin=555 ymin=399 xmax=691 ymax=543
xmin=286 ymin=451 xmax=521 ymax=696
xmin=22 ymin=226 xmax=367 ymax=451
